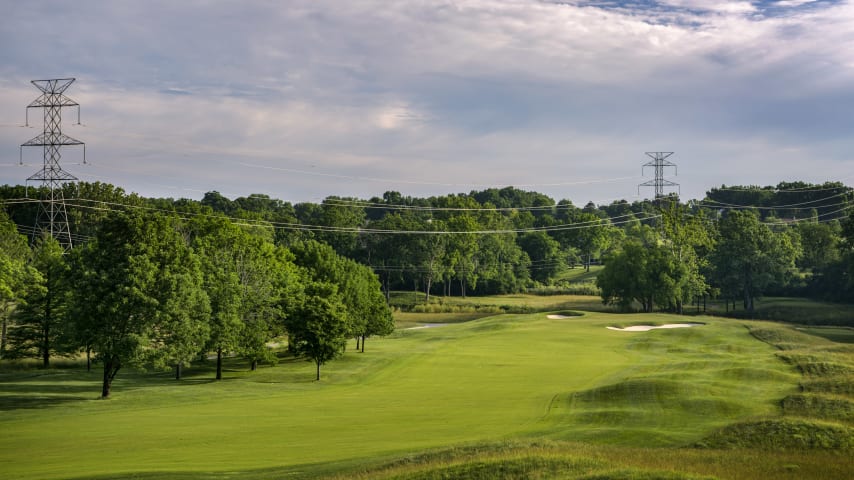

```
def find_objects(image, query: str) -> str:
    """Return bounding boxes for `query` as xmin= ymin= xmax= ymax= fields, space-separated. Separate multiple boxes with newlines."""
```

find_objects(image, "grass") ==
xmin=704 ymin=297 xmax=854 ymax=326
xmin=797 ymin=326 xmax=854 ymax=344
xmin=389 ymin=291 xmax=610 ymax=313
xmin=1 ymin=311 xmax=852 ymax=479
xmin=555 ymin=265 xmax=604 ymax=284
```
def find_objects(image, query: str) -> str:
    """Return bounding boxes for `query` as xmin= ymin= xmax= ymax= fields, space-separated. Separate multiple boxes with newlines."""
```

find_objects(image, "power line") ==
xmin=63 ymin=197 xmax=659 ymax=235
xmin=699 ymin=188 xmax=852 ymax=210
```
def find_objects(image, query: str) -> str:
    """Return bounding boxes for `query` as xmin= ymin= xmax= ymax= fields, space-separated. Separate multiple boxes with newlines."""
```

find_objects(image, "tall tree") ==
xmin=147 ymin=244 xmax=211 ymax=380
xmin=0 ymin=211 xmax=33 ymax=360
xmin=797 ymin=221 xmax=841 ymax=271
xmin=597 ymin=227 xmax=682 ymax=312
xmin=7 ymin=236 xmax=70 ymax=367
xmin=659 ymin=201 xmax=714 ymax=313
xmin=285 ymin=282 xmax=348 ymax=381
xmin=709 ymin=210 xmax=800 ymax=313
xmin=68 ymin=212 xmax=210 ymax=397
xmin=518 ymin=231 xmax=564 ymax=284
xmin=290 ymin=240 xmax=392 ymax=351
xmin=187 ymin=216 xmax=299 ymax=378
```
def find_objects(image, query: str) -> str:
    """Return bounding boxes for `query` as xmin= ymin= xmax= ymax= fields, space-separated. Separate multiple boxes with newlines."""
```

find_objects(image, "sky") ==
xmin=2 ymin=0 xmax=854 ymax=206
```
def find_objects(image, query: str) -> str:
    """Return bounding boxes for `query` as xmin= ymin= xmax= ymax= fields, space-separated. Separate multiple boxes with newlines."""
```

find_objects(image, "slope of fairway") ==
xmin=0 ymin=313 xmax=799 ymax=479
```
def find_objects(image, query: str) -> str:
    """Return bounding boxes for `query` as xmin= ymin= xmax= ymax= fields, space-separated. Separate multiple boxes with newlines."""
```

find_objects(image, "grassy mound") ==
xmin=782 ymin=394 xmax=854 ymax=423
xmin=385 ymin=456 xmax=596 ymax=480
xmin=578 ymin=471 xmax=718 ymax=480
xmin=697 ymin=418 xmax=854 ymax=450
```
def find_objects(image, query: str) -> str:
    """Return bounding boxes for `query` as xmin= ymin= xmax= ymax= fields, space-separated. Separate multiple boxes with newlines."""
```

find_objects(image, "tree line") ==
xmin=1 ymin=179 xmax=853 ymax=386
xmin=0 ymin=208 xmax=393 ymax=397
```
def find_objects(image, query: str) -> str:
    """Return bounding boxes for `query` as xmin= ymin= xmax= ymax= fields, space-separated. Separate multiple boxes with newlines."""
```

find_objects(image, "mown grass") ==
xmin=555 ymin=265 xmax=604 ymax=284
xmin=1 ymin=312 xmax=851 ymax=479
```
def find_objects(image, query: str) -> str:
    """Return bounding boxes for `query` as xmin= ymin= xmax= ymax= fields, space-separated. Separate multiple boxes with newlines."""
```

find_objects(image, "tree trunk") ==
xmin=425 ymin=276 xmax=432 ymax=303
xmin=216 ymin=347 xmax=223 ymax=380
xmin=315 ymin=360 xmax=321 ymax=381
xmin=383 ymin=273 xmax=391 ymax=304
xmin=42 ymin=323 xmax=50 ymax=368
xmin=86 ymin=346 xmax=91 ymax=372
xmin=251 ymin=359 xmax=258 ymax=371
xmin=175 ymin=362 xmax=182 ymax=380
xmin=0 ymin=316 xmax=7 ymax=360
xmin=361 ymin=335 xmax=366 ymax=353
xmin=101 ymin=356 xmax=120 ymax=398
xmin=102 ymin=363 xmax=112 ymax=398
xmin=743 ymin=284 xmax=752 ymax=313
xmin=460 ymin=278 xmax=466 ymax=298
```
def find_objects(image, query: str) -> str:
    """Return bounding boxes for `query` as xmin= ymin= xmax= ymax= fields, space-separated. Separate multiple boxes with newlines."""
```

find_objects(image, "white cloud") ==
xmin=1 ymin=0 xmax=853 ymax=205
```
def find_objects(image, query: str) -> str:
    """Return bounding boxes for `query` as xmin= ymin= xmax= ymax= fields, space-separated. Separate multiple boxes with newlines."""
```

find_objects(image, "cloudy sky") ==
xmin=2 ymin=0 xmax=853 ymax=205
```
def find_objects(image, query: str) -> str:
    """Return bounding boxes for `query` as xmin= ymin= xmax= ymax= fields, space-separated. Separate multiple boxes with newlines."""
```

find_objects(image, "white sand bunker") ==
xmin=607 ymin=323 xmax=704 ymax=332
xmin=548 ymin=314 xmax=571 ymax=319
xmin=405 ymin=323 xmax=450 ymax=330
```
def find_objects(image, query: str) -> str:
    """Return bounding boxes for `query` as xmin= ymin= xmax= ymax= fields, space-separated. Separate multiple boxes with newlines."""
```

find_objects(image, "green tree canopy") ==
xmin=709 ymin=210 xmax=800 ymax=313
xmin=68 ymin=212 xmax=210 ymax=397
xmin=7 ymin=236 xmax=71 ymax=367
xmin=285 ymin=282 xmax=349 ymax=381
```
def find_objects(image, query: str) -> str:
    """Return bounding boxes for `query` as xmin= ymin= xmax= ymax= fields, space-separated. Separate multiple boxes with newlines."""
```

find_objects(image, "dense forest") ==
xmin=1 ymin=180 xmax=853 ymax=395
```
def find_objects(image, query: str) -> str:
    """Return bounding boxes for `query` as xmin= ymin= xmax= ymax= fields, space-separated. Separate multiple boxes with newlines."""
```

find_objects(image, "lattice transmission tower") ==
xmin=20 ymin=78 xmax=85 ymax=251
xmin=638 ymin=151 xmax=679 ymax=200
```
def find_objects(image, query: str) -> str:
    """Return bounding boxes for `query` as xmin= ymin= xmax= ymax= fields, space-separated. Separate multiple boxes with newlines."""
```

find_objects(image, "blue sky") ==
xmin=2 ymin=0 xmax=853 ymax=205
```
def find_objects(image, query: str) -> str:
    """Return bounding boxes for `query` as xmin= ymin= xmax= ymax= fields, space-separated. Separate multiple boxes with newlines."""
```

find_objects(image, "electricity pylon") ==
xmin=638 ymin=151 xmax=679 ymax=200
xmin=20 ymin=78 xmax=85 ymax=251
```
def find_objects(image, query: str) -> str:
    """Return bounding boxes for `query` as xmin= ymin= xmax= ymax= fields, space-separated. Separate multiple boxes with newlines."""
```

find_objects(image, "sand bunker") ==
xmin=405 ymin=323 xmax=450 ymax=330
xmin=547 ymin=314 xmax=571 ymax=319
xmin=607 ymin=323 xmax=704 ymax=332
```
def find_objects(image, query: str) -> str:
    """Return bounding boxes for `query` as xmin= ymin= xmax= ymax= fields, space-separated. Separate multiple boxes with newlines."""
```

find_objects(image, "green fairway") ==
xmin=0 ymin=311 xmax=841 ymax=479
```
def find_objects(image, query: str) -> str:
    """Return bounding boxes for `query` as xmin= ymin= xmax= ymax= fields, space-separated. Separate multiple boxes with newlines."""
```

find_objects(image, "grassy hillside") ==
xmin=390 ymin=291 xmax=609 ymax=313
xmin=1 ymin=312 xmax=851 ymax=479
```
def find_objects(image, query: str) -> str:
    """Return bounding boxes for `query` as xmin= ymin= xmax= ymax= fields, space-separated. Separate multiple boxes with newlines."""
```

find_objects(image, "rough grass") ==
xmin=692 ymin=322 xmax=854 ymax=455
xmin=697 ymin=419 xmax=854 ymax=450
xmin=706 ymin=297 xmax=854 ymax=326
xmin=390 ymin=291 xmax=610 ymax=313
xmin=1 ymin=313 xmax=851 ymax=479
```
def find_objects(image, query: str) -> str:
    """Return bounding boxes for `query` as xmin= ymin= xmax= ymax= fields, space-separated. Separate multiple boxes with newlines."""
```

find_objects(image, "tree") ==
xmin=659 ymin=201 xmax=714 ymax=313
xmin=7 ymin=236 xmax=70 ymax=367
xmin=709 ymin=210 xmax=800 ymax=313
xmin=285 ymin=282 xmax=348 ymax=381
xmin=0 ymin=211 xmax=32 ymax=360
xmin=146 ymin=243 xmax=211 ymax=380
xmin=290 ymin=240 xmax=392 ymax=351
xmin=797 ymin=221 xmax=841 ymax=271
xmin=68 ymin=212 xmax=210 ymax=397
xmin=446 ymin=215 xmax=480 ymax=297
xmin=361 ymin=288 xmax=394 ymax=352
xmin=597 ymin=228 xmax=682 ymax=312
xmin=187 ymin=216 xmax=300 ymax=378
xmin=518 ymin=231 xmax=564 ymax=284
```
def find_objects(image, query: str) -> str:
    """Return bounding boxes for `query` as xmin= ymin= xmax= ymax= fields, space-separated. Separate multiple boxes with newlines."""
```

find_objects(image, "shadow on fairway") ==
xmin=0 ymin=378 xmax=97 ymax=410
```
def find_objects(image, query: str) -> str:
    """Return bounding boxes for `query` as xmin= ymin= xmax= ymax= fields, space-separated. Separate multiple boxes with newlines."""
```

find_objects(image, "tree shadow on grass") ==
xmin=0 ymin=379 xmax=99 ymax=411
